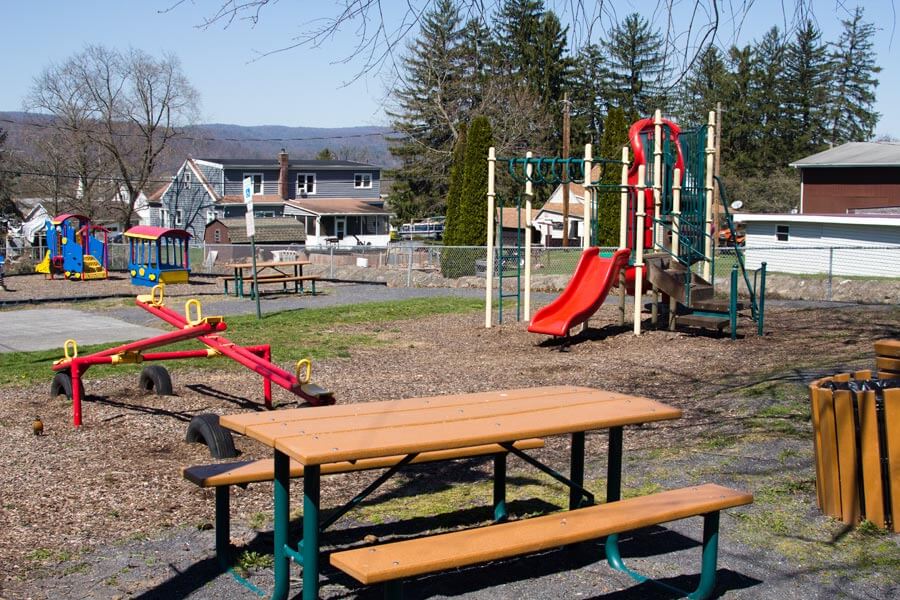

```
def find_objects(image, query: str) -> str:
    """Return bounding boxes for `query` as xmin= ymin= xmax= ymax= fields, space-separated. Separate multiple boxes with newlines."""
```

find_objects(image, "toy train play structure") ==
xmin=124 ymin=226 xmax=191 ymax=287
xmin=35 ymin=214 xmax=109 ymax=280
xmin=484 ymin=110 xmax=766 ymax=342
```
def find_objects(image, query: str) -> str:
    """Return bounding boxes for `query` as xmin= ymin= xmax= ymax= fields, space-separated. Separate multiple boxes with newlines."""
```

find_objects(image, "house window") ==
xmin=354 ymin=173 xmax=372 ymax=189
xmin=776 ymin=224 xmax=789 ymax=241
xmin=244 ymin=172 xmax=263 ymax=195
xmin=255 ymin=210 xmax=275 ymax=218
xmin=206 ymin=209 xmax=216 ymax=223
xmin=175 ymin=209 xmax=183 ymax=226
xmin=213 ymin=229 xmax=221 ymax=243
xmin=297 ymin=173 xmax=316 ymax=195
xmin=184 ymin=171 xmax=192 ymax=188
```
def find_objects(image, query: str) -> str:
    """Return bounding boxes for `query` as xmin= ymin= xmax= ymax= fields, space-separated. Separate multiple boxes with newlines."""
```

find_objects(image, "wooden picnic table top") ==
xmin=220 ymin=385 xmax=682 ymax=466
xmin=229 ymin=259 xmax=310 ymax=270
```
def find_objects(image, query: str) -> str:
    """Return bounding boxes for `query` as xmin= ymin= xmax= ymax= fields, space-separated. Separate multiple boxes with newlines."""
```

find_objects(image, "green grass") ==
xmin=0 ymin=297 xmax=483 ymax=389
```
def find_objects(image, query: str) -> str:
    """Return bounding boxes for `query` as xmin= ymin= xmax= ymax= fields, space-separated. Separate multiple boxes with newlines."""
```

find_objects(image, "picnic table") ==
xmin=217 ymin=385 xmax=728 ymax=599
xmin=223 ymin=259 xmax=316 ymax=298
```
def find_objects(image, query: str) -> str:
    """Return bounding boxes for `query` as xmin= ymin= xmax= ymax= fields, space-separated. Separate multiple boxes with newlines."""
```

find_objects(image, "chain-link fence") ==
xmin=5 ymin=241 xmax=898 ymax=301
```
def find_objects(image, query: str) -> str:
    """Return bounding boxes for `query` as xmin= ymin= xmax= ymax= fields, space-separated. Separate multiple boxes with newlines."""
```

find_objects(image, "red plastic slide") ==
xmin=528 ymin=247 xmax=631 ymax=337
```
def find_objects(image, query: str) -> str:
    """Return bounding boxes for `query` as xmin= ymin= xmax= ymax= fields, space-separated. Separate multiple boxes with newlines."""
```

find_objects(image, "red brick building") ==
xmin=790 ymin=142 xmax=900 ymax=214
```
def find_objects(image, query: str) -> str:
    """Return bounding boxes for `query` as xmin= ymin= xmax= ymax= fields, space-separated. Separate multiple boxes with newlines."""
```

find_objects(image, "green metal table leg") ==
xmin=302 ymin=465 xmax=321 ymax=600
xmin=757 ymin=263 xmax=767 ymax=337
xmin=570 ymin=432 xmax=585 ymax=509
xmin=215 ymin=486 xmax=231 ymax=570
xmin=271 ymin=450 xmax=291 ymax=600
xmin=730 ymin=265 xmax=738 ymax=340
xmin=493 ymin=453 xmax=508 ymax=522
xmin=607 ymin=426 xmax=623 ymax=503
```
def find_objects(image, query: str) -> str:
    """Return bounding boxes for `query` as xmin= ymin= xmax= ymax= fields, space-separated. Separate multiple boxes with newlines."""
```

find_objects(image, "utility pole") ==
xmin=562 ymin=92 xmax=571 ymax=247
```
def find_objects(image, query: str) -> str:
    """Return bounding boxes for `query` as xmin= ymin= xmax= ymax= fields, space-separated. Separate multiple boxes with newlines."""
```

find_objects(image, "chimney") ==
xmin=279 ymin=149 xmax=289 ymax=200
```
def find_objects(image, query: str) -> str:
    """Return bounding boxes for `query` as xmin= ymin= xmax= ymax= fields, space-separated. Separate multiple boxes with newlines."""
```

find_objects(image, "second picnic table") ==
xmin=223 ymin=258 xmax=316 ymax=298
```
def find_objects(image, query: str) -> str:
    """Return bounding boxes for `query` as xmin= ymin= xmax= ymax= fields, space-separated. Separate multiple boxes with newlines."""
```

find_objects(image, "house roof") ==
xmin=200 ymin=158 xmax=379 ymax=170
xmin=537 ymin=202 xmax=586 ymax=219
xmin=213 ymin=217 xmax=307 ymax=244
xmin=734 ymin=213 xmax=900 ymax=227
xmin=146 ymin=184 xmax=169 ymax=202
xmin=285 ymin=198 xmax=392 ymax=216
xmin=219 ymin=195 xmax=287 ymax=205
xmin=789 ymin=142 xmax=900 ymax=168
xmin=497 ymin=207 xmax=540 ymax=229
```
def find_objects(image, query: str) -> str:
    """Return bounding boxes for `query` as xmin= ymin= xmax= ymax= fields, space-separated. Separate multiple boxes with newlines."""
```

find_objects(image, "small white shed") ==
xmin=733 ymin=213 xmax=900 ymax=278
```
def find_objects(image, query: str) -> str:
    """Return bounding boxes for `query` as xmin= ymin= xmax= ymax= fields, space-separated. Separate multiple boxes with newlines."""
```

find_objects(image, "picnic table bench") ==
xmin=186 ymin=385 xmax=752 ymax=599
xmin=221 ymin=259 xmax=317 ymax=298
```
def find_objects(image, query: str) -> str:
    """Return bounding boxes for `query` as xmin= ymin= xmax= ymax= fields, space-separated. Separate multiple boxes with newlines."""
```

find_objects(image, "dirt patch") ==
xmin=0 ymin=299 xmax=898 ymax=599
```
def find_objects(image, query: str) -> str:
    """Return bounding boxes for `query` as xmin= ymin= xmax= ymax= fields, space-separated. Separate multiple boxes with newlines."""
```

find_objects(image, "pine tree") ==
xmin=316 ymin=147 xmax=336 ymax=160
xmin=828 ymin=7 xmax=881 ymax=143
xmin=443 ymin=123 xmax=467 ymax=246
xmin=676 ymin=46 xmax=730 ymax=125
xmin=387 ymin=0 xmax=466 ymax=221
xmin=600 ymin=13 xmax=669 ymax=119
xmin=720 ymin=45 xmax=757 ymax=175
xmin=749 ymin=27 xmax=789 ymax=168
xmin=569 ymin=43 xmax=607 ymax=146
xmin=596 ymin=107 xmax=628 ymax=246
xmin=459 ymin=116 xmax=494 ymax=245
xmin=784 ymin=20 xmax=830 ymax=159
xmin=493 ymin=0 xmax=544 ymax=78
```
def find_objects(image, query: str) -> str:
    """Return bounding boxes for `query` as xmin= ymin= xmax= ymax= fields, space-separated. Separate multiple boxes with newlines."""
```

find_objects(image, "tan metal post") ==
xmin=583 ymin=144 xmax=592 ymax=251
xmin=485 ymin=147 xmax=496 ymax=328
xmin=652 ymin=109 xmax=663 ymax=250
xmin=670 ymin=168 xmax=682 ymax=331
xmin=703 ymin=111 xmax=716 ymax=281
xmin=619 ymin=145 xmax=629 ymax=327
xmin=633 ymin=164 xmax=646 ymax=335
xmin=524 ymin=151 xmax=533 ymax=320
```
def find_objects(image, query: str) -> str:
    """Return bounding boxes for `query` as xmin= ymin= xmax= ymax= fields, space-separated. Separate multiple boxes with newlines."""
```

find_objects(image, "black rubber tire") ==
xmin=50 ymin=371 xmax=84 ymax=401
xmin=185 ymin=413 xmax=238 ymax=459
xmin=138 ymin=365 xmax=173 ymax=396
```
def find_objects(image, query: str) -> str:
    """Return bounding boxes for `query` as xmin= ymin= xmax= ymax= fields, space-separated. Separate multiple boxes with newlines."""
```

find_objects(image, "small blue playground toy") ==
xmin=124 ymin=226 xmax=191 ymax=287
xmin=35 ymin=214 xmax=109 ymax=280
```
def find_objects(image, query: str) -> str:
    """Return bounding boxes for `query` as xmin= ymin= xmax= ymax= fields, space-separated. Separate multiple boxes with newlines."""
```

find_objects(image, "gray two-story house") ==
xmin=157 ymin=151 xmax=391 ymax=245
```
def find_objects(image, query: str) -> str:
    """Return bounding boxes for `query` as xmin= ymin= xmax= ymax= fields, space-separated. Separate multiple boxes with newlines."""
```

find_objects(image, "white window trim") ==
xmin=297 ymin=172 xmax=317 ymax=195
xmin=184 ymin=171 xmax=192 ymax=188
xmin=354 ymin=172 xmax=373 ymax=189
xmin=175 ymin=209 xmax=184 ymax=226
xmin=206 ymin=209 xmax=216 ymax=223
xmin=244 ymin=172 xmax=264 ymax=195
xmin=776 ymin=224 xmax=790 ymax=242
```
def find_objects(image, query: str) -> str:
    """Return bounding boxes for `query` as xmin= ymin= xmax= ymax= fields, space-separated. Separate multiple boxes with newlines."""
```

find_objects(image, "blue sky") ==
xmin=1 ymin=1 xmax=898 ymax=137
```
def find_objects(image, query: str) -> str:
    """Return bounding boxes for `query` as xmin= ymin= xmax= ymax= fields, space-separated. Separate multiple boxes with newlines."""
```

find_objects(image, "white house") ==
xmin=532 ymin=182 xmax=588 ymax=246
xmin=734 ymin=213 xmax=900 ymax=278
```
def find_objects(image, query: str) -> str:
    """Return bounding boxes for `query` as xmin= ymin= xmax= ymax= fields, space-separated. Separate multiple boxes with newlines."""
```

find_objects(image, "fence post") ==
xmin=407 ymin=244 xmax=413 ymax=288
xmin=827 ymin=247 xmax=834 ymax=301
xmin=329 ymin=245 xmax=335 ymax=279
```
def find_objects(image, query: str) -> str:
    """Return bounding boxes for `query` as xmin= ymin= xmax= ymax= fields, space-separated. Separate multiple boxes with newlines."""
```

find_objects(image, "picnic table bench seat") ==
xmin=183 ymin=438 xmax=544 ymax=567
xmin=330 ymin=483 xmax=753 ymax=600
xmin=247 ymin=274 xmax=318 ymax=295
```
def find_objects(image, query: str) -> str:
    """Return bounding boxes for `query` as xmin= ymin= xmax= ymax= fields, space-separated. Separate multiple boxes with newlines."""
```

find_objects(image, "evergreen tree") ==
xmin=784 ymin=20 xmax=830 ymax=159
xmin=595 ymin=107 xmax=628 ymax=247
xmin=443 ymin=123 xmax=467 ymax=246
xmin=720 ymin=45 xmax=757 ymax=175
xmin=828 ymin=7 xmax=881 ymax=143
xmin=677 ymin=46 xmax=730 ymax=125
xmin=316 ymin=147 xmax=336 ymax=160
xmin=601 ymin=13 xmax=669 ymax=119
xmin=387 ymin=0 xmax=466 ymax=221
xmin=570 ymin=43 xmax=607 ymax=146
xmin=459 ymin=116 xmax=494 ymax=245
xmin=749 ymin=27 xmax=789 ymax=168
xmin=493 ymin=0 xmax=544 ymax=78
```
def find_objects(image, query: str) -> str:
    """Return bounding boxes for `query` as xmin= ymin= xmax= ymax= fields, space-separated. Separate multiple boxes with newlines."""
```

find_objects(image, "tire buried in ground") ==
xmin=138 ymin=365 xmax=173 ymax=396
xmin=185 ymin=413 xmax=237 ymax=459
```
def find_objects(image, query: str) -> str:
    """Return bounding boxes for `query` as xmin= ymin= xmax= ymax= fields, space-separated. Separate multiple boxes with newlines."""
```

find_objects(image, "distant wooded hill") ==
xmin=0 ymin=111 xmax=398 ymax=172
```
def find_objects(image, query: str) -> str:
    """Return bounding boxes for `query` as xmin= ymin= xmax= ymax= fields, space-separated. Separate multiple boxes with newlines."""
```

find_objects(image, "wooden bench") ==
xmin=330 ymin=483 xmax=753 ymax=600
xmin=183 ymin=438 xmax=544 ymax=567
xmin=247 ymin=274 xmax=319 ymax=296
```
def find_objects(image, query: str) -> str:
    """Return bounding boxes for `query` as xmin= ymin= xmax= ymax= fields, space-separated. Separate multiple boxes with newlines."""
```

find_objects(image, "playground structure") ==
xmin=35 ymin=214 xmax=109 ymax=280
xmin=486 ymin=110 xmax=766 ymax=340
xmin=124 ymin=226 xmax=192 ymax=287
xmin=50 ymin=285 xmax=334 ymax=439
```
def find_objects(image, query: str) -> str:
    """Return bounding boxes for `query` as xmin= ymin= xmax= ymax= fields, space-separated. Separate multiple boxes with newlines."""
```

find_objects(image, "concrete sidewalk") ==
xmin=0 ymin=308 xmax=163 ymax=353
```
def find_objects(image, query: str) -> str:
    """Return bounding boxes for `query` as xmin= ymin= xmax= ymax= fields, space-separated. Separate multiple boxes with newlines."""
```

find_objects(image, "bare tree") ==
xmin=26 ymin=45 xmax=199 ymax=229
xmin=166 ymin=1 xmax=864 ymax=85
